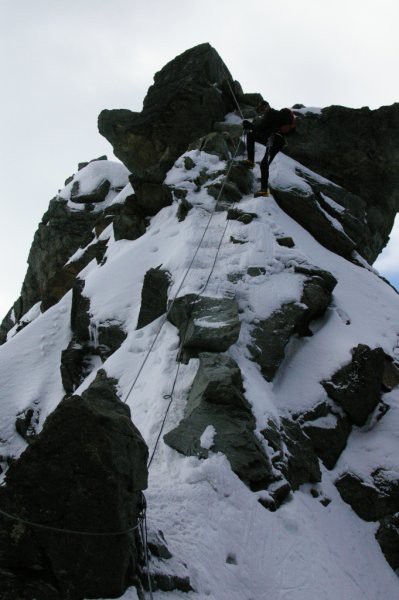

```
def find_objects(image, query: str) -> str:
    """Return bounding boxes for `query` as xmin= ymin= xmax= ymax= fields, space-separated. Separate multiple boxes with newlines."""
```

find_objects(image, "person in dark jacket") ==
xmin=242 ymin=102 xmax=296 ymax=197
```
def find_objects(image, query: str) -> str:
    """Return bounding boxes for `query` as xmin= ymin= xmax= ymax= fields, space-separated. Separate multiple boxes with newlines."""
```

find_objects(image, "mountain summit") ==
xmin=0 ymin=43 xmax=399 ymax=600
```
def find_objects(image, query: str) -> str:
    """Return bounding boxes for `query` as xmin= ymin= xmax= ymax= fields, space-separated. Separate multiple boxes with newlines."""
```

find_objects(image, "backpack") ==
xmin=278 ymin=108 xmax=296 ymax=134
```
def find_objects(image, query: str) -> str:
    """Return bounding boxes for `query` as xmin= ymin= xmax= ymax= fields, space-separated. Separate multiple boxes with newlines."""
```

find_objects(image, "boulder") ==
xmin=176 ymin=198 xmax=193 ymax=222
xmin=15 ymin=406 xmax=40 ymax=444
xmin=227 ymin=208 xmax=257 ymax=224
xmin=382 ymin=356 xmax=399 ymax=391
xmin=335 ymin=469 xmax=399 ymax=521
xmin=70 ymin=179 xmax=111 ymax=204
xmin=227 ymin=163 xmax=254 ymax=195
xmin=249 ymin=269 xmax=336 ymax=380
xmin=189 ymin=132 xmax=231 ymax=160
xmin=262 ymin=419 xmax=321 ymax=491
xmin=376 ymin=513 xmax=399 ymax=572
xmin=206 ymin=180 xmax=242 ymax=204
xmin=0 ymin=371 xmax=148 ymax=600
xmin=98 ymin=43 xmax=237 ymax=182
xmin=167 ymin=294 xmax=241 ymax=358
xmin=97 ymin=320 xmax=127 ymax=360
xmin=213 ymin=121 xmax=243 ymax=139
xmin=322 ymin=344 xmax=385 ymax=426
xmin=164 ymin=353 xmax=276 ymax=491
xmin=300 ymin=405 xmax=352 ymax=469
xmin=128 ymin=179 xmax=173 ymax=217
xmin=276 ymin=237 xmax=295 ymax=248
xmin=111 ymin=194 xmax=147 ymax=241
xmin=284 ymin=103 xmax=399 ymax=262
xmin=137 ymin=267 xmax=171 ymax=329
xmin=271 ymin=185 xmax=356 ymax=259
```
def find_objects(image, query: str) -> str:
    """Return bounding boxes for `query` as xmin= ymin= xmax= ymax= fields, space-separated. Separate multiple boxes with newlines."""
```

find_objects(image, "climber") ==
xmin=242 ymin=102 xmax=296 ymax=197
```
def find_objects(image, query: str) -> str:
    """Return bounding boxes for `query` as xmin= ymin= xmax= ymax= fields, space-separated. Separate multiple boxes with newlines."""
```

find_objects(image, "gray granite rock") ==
xmin=322 ymin=344 xmax=385 ymax=426
xmin=164 ymin=353 xmax=276 ymax=492
xmin=0 ymin=371 xmax=148 ymax=600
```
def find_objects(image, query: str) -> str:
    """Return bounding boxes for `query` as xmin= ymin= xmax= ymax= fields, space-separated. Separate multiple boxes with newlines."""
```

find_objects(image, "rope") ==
xmin=145 ymin=135 xmax=244 ymax=468
xmin=123 ymin=132 xmax=244 ymax=407
xmin=223 ymin=69 xmax=244 ymax=120
xmin=0 ymin=505 xmax=141 ymax=537
xmin=140 ymin=498 xmax=154 ymax=600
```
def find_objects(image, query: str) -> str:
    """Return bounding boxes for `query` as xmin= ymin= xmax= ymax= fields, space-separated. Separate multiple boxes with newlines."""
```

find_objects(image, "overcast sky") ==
xmin=1 ymin=0 xmax=398 ymax=317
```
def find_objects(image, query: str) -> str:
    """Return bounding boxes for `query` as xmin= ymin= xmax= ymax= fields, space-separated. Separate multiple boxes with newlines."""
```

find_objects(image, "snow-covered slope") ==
xmin=1 ymin=134 xmax=398 ymax=599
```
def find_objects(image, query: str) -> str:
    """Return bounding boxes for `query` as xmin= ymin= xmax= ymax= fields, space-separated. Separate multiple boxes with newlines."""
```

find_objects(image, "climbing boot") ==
xmin=240 ymin=159 xmax=255 ymax=169
xmin=254 ymin=188 xmax=270 ymax=198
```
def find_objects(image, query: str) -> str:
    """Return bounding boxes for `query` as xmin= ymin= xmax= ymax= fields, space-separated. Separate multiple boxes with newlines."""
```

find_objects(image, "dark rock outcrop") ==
xmin=98 ymin=43 xmax=238 ymax=183
xmin=128 ymin=179 xmax=173 ymax=217
xmin=0 ymin=199 xmax=99 ymax=343
xmin=322 ymin=344 xmax=385 ymax=426
xmin=250 ymin=269 xmax=337 ymax=380
xmin=376 ymin=513 xmax=399 ymax=572
xmin=299 ymin=403 xmax=352 ymax=470
xmin=227 ymin=208 xmax=257 ymax=224
xmin=261 ymin=419 xmax=321 ymax=491
xmin=336 ymin=469 xmax=399 ymax=522
xmin=168 ymin=294 xmax=241 ymax=359
xmin=70 ymin=178 xmax=111 ymax=204
xmin=42 ymin=239 xmax=108 ymax=311
xmin=97 ymin=320 xmax=127 ymax=360
xmin=137 ymin=267 xmax=171 ymax=329
xmin=0 ymin=371 xmax=148 ymax=600
xmin=164 ymin=353 xmax=275 ymax=492
xmin=286 ymin=104 xmax=399 ymax=261
xmin=271 ymin=184 xmax=357 ymax=260
xmin=60 ymin=279 xmax=92 ymax=394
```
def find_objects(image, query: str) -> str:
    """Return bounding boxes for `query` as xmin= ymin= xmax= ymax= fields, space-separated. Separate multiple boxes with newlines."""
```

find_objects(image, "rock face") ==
xmin=164 ymin=353 xmax=276 ymax=492
xmin=335 ymin=469 xmax=399 ymax=522
xmin=322 ymin=344 xmax=385 ymax=426
xmin=137 ymin=267 xmax=171 ymax=329
xmin=376 ymin=513 xmax=399 ymax=571
xmin=98 ymin=43 xmax=238 ymax=183
xmin=0 ymin=199 xmax=99 ymax=343
xmin=249 ymin=268 xmax=337 ymax=381
xmin=168 ymin=294 xmax=241 ymax=359
xmin=286 ymin=104 xmax=399 ymax=261
xmin=261 ymin=419 xmax=321 ymax=492
xmin=0 ymin=371 xmax=148 ymax=600
xmin=272 ymin=177 xmax=359 ymax=260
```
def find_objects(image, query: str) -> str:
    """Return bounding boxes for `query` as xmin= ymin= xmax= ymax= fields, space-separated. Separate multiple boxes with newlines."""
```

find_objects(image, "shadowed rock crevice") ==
xmin=60 ymin=279 xmax=127 ymax=394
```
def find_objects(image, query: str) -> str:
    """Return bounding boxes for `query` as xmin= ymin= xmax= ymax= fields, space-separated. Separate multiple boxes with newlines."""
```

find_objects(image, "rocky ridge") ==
xmin=0 ymin=43 xmax=399 ymax=599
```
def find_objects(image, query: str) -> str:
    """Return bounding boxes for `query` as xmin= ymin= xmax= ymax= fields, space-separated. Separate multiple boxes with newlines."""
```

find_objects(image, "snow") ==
xmin=293 ymin=106 xmax=323 ymax=115
xmin=320 ymin=192 xmax=345 ymax=214
xmin=200 ymin=425 xmax=216 ymax=450
xmin=2 ymin=143 xmax=399 ymax=598
xmin=58 ymin=159 xmax=131 ymax=212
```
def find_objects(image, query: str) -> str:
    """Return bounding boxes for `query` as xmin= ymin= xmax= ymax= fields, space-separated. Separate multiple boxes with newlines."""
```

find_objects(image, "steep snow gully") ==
xmin=1 ymin=45 xmax=399 ymax=600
